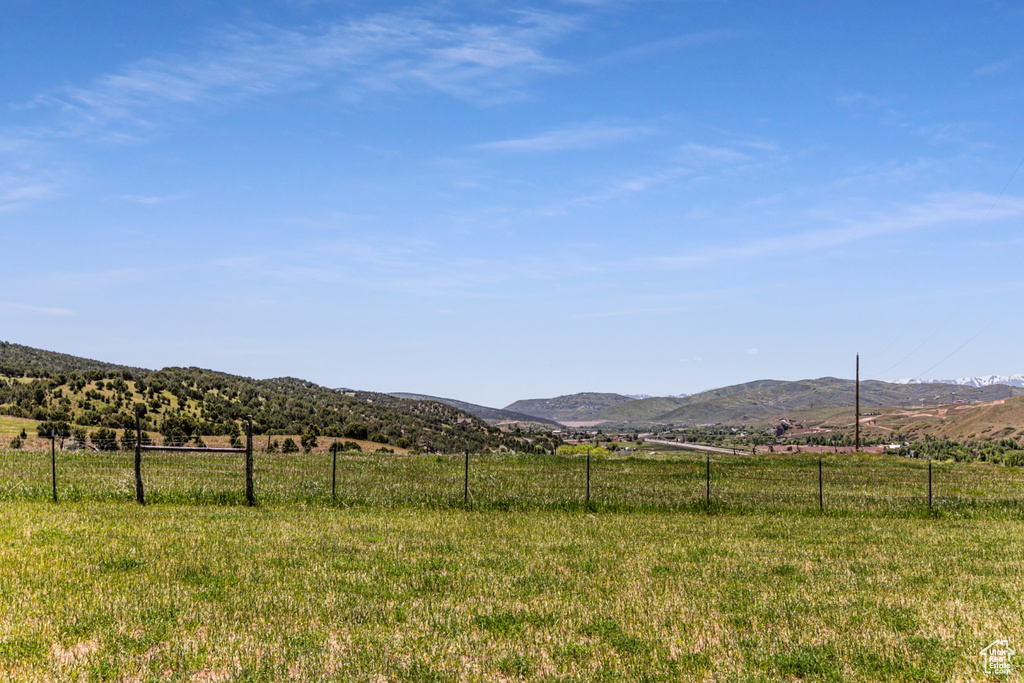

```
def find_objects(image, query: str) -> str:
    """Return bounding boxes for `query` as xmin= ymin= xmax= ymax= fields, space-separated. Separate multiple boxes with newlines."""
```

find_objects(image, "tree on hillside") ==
xmin=301 ymin=425 xmax=320 ymax=453
xmin=343 ymin=422 xmax=368 ymax=440
xmin=223 ymin=420 xmax=243 ymax=448
xmin=161 ymin=412 xmax=199 ymax=447
xmin=90 ymin=428 xmax=118 ymax=451
xmin=37 ymin=421 xmax=72 ymax=439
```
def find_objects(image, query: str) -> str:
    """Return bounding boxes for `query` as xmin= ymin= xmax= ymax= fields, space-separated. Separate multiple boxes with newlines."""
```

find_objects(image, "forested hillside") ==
xmin=0 ymin=342 xmax=553 ymax=454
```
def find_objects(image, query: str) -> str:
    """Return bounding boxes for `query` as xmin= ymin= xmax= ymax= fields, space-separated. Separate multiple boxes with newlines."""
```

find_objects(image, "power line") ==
xmin=879 ymin=320 xmax=949 ymax=376
xmin=991 ymin=152 xmax=1024 ymax=210
xmin=913 ymin=320 xmax=996 ymax=381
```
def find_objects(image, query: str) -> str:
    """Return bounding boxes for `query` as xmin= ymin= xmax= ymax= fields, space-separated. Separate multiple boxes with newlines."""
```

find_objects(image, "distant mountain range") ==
xmin=500 ymin=378 xmax=1024 ymax=426
xmin=896 ymin=375 xmax=1024 ymax=389
xmin=8 ymin=339 xmax=1023 ymax=441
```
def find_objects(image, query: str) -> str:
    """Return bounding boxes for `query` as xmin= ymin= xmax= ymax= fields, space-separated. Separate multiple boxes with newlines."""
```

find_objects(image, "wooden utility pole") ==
xmin=245 ymin=415 xmax=255 ymax=506
xmin=134 ymin=408 xmax=145 ymax=506
xmin=855 ymin=354 xmax=860 ymax=452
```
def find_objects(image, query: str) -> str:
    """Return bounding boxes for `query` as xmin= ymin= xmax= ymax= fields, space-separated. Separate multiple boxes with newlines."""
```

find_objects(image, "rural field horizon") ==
xmin=3 ymin=340 xmax=1024 ymax=680
xmin=4 ymin=1 xmax=1024 ymax=680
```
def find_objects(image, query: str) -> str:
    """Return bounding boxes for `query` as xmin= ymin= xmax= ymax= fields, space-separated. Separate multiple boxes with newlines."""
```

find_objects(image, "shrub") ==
xmin=37 ymin=421 xmax=72 ymax=439
xmin=282 ymin=437 xmax=299 ymax=454
xmin=90 ymin=428 xmax=118 ymax=451
xmin=343 ymin=423 xmax=368 ymax=440
xmin=120 ymin=431 xmax=151 ymax=449
xmin=301 ymin=426 xmax=319 ymax=453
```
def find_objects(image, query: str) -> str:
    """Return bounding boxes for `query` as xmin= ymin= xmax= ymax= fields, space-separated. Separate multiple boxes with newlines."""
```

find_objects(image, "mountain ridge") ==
xmin=389 ymin=392 xmax=561 ymax=427
xmin=506 ymin=379 xmax=1024 ymax=426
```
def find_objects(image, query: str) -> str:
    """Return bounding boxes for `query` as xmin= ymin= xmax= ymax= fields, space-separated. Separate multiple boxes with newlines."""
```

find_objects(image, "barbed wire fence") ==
xmin=4 ymin=433 xmax=1024 ymax=516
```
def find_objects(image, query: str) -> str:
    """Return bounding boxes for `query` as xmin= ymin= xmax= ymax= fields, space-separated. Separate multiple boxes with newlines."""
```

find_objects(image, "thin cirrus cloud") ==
xmin=121 ymin=194 xmax=187 ymax=205
xmin=643 ymin=192 xmax=1024 ymax=271
xmin=477 ymin=121 xmax=655 ymax=152
xmin=974 ymin=55 xmax=1021 ymax=77
xmin=0 ymin=301 xmax=75 ymax=316
xmin=21 ymin=9 xmax=577 ymax=141
xmin=597 ymin=29 xmax=741 ymax=64
xmin=675 ymin=143 xmax=754 ymax=167
xmin=0 ymin=173 xmax=61 ymax=213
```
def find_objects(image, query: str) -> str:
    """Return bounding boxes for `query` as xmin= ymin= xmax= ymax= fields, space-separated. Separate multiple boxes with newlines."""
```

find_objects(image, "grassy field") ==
xmin=2 ymin=449 xmax=1024 ymax=681
xmin=1 ymin=502 xmax=1023 ymax=681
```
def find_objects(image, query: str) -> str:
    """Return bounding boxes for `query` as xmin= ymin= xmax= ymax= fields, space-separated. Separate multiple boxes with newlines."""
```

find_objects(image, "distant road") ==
xmin=643 ymin=439 xmax=753 ymax=455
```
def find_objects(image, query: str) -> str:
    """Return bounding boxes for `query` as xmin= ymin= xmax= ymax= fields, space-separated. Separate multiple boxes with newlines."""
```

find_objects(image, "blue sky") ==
xmin=2 ymin=0 xmax=1023 ymax=407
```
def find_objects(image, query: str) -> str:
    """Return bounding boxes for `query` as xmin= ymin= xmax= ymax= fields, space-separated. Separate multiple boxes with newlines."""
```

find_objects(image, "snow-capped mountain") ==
xmin=895 ymin=374 xmax=1024 ymax=388
xmin=624 ymin=393 xmax=691 ymax=400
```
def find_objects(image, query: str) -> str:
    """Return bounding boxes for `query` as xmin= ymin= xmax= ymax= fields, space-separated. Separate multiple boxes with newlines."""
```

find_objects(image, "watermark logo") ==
xmin=981 ymin=640 xmax=1015 ymax=675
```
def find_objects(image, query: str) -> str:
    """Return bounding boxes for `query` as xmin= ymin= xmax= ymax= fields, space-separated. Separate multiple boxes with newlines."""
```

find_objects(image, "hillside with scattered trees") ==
xmin=0 ymin=342 xmax=559 ymax=454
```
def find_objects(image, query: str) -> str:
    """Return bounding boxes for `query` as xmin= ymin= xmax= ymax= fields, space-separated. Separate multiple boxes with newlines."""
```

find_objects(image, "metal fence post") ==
xmin=586 ymin=447 xmax=591 ymax=508
xmin=332 ymin=439 xmax=337 ymax=501
xmin=706 ymin=453 xmax=710 ymax=508
xmin=245 ymin=415 xmax=255 ymax=506
xmin=51 ymin=431 xmax=57 ymax=503
xmin=134 ymin=408 xmax=145 ymax=506
xmin=818 ymin=454 xmax=823 ymax=512
xmin=928 ymin=456 xmax=932 ymax=511
xmin=463 ymin=443 xmax=469 ymax=507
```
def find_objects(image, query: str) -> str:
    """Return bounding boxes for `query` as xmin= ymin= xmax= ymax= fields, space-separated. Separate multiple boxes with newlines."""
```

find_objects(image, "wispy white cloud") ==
xmin=20 ymin=9 xmax=576 ymax=141
xmin=477 ymin=121 xmax=654 ymax=152
xmin=545 ymin=139 xmax=773 ymax=209
xmin=0 ymin=301 xmax=75 ymax=316
xmin=974 ymin=55 xmax=1021 ymax=76
xmin=0 ymin=173 xmax=62 ymax=213
xmin=835 ymin=91 xmax=888 ymax=109
xmin=121 ymin=193 xmax=186 ymax=205
xmin=675 ymin=143 xmax=752 ymax=167
xmin=600 ymin=29 xmax=740 ymax=63
xmin=645 ymin=192 xmax=1024 ymax=270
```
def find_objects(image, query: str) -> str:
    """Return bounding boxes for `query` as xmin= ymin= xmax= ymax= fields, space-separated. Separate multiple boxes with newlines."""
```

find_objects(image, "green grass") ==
xmin=2 ymin=448 xmax=1024 ymax=518
xmin=1 ymin=502 xmax=1022 ymax=680
xmin=2 ymin=449 xmax=1024 ymax=679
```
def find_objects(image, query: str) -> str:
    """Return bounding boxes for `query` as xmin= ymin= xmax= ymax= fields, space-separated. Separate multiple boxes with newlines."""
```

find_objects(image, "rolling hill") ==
xmin=0 ymin=342 xmax=546 ymax=454
xmin=389 ymin=393 xmax=561 ymax=427
xmin=504 ymin=392 xmax=637 ymax=422
xmin=507 ymin=379 xmax=1024 ymax=428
